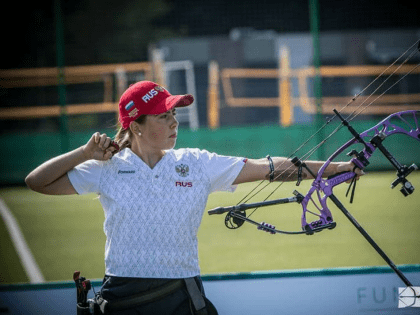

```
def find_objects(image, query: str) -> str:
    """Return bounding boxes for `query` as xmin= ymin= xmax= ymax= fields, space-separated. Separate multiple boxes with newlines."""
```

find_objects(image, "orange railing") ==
xmin=204 ymin=46 xmax=420 ymax=128
xmin=2 ymin=58 xmax=420 ymax=128
xmin=0 ymin=62 xmax=152 ymax=119
xmin=216 ymin=64 xmax=420 ymax=127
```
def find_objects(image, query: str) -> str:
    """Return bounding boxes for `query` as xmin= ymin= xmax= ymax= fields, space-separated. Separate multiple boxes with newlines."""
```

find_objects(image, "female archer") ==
xmin=25 ymin=80 xmax=360 ymax=314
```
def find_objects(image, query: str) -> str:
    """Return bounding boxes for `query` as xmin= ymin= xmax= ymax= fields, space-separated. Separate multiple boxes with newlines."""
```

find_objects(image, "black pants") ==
xmin=99 ymin=275 xmax=212 ymax=315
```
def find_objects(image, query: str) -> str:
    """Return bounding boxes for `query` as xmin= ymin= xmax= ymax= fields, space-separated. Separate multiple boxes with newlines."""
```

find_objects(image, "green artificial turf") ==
xmin=1 ymin=171 xmax=419 ymax=283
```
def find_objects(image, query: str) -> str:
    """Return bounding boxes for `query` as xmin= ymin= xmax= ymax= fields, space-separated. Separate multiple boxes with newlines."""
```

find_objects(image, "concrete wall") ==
xmin=1 ymin=265 xmax=419 ymax=314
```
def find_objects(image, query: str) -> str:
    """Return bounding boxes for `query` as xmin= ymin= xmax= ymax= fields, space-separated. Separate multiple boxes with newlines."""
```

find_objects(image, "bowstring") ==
xmin=238 ymin=39 xmax=420 ymax=219
xmin=348 ymin=62 xmax=420 ymax=121
xmin=259 ymin=58 xmax=420 ymax=206
xmin=346 ymin=43 xmax=420 ymax=122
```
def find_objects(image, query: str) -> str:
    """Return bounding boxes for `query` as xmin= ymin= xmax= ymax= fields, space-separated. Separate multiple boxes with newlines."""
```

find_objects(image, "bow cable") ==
xmin=348 ymin=62 xmax=420 ymax=121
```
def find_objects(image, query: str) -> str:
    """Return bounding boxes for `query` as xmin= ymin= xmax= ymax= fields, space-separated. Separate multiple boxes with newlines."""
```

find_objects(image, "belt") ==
xmin=95 ymin=278 xmax=207 ymax=314
xmin=185 ymin=278 xmax=207 ymax=313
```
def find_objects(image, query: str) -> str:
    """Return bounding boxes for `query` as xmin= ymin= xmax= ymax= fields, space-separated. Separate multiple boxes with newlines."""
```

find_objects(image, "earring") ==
xmin=138 ymin=132 xmax=141 ymax=136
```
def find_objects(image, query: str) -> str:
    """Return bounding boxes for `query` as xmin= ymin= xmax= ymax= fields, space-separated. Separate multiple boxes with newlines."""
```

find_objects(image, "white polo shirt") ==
xmin=68 ymin=148 xmax=245 ymax=278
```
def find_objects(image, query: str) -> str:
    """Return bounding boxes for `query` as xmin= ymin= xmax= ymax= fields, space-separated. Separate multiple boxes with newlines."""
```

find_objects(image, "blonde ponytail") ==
xmin=114 ymin=127 xmax=132 ymax=150
xmin=113 ymin=115 xmax=147 ymax=150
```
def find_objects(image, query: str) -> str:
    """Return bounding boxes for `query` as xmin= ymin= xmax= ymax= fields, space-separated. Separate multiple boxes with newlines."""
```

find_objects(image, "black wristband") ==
xmin=266 ymin=155 xmax=275 ymax=182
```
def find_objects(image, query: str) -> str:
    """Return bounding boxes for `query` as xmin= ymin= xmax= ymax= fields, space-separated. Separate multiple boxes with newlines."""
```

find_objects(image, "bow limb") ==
xmin=312 ymin=110 xmax=420 ymax=196
xmin=227 ymin=210 xmax=335 ymax=235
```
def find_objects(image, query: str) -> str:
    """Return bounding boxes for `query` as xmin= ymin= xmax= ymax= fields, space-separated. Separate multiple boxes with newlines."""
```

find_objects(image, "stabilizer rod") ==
xmin=333 ymin=109 xmax=373 ymax=154
xmin=329 ymin=194 xmax=413 ymax=287
xmin=208 ymin=192 xmax=303 ymax=215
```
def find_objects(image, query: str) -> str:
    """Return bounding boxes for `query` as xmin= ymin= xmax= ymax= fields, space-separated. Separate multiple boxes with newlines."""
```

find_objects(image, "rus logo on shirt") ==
xmin=175 ymin=181 xmax=193 ymax=187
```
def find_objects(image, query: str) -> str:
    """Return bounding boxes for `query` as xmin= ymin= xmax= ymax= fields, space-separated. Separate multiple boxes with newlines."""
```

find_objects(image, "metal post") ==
xmin=54 ymin=0 xmax=68 ymax=153
xmin=207 ymin=61 xmax=220 ymax=129
xmin=309 ymin=0 xmax=324 ymax=159
xmin=152 ymin=48 xmax=166 ymax=87
xmin=279 ymin=46 xmax=292 ymax=126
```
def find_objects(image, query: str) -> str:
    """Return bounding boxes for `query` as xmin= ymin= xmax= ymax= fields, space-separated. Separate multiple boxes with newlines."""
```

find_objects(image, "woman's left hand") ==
xmin=336 ymin=161 xmax=365 ymax=181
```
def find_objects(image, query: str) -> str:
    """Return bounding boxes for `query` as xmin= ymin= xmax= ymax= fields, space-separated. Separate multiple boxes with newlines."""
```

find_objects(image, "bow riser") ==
xmin=300 ymin=185 xmax=334 ymax=231
xmin=300 ymin=136 xmax=359 ymax=233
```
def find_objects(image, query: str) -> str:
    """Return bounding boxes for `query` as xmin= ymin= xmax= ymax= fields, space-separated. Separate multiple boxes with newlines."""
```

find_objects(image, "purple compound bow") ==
xmin=209 ymin=109 xmax=420 ymax=287
xmin=208 ymin=110 xmax=419 ymax=233
xmin=208 ymin=39 xmax=420 ymax=288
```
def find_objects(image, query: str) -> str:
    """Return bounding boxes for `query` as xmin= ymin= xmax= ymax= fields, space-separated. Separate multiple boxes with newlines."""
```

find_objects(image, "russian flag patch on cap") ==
xmin=125 ymin=100 xmax=135 ymax=111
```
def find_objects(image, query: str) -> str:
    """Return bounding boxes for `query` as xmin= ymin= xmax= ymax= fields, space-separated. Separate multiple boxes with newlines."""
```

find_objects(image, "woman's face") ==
xmin=139 ymin=109 xmax=179 ymax=151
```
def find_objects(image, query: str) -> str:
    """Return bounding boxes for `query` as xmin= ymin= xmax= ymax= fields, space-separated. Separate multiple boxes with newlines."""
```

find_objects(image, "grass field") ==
xmin=1 ymin=171 xmax=419 ymax=284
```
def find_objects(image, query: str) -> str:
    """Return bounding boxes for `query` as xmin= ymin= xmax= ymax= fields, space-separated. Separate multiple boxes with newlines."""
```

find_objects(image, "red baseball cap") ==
xmin=118 ymin=81 xmax=194 ymax=129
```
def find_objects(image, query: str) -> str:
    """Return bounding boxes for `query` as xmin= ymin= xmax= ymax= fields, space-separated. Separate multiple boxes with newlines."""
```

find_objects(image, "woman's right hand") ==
xmin=82 ymin=132 xmax=119 ymax=161
xmin=26 ymin=132 xmax=119 ymax=195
